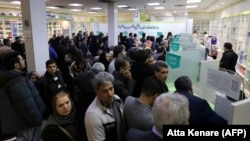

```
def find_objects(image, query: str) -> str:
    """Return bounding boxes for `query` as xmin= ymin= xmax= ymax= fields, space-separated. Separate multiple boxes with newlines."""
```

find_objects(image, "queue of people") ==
xmin=0 ymin=31 xmax=233 ymax=141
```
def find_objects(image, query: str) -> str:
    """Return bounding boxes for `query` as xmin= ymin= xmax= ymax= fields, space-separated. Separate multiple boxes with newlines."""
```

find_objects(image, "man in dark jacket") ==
xmin=0 ymin=52 xmax=46 ymax=141
xmin=219 ymin=42 xmax=238 ymax=72
xmin=150 ymin=60 xmax=169 ymax=94
xmin=11 ymin=36 xmax=25 ymax=59
xmin=38 ymin=59 xmax=67 ymax=117
xmin=74 ymin=62 xmax=105 ymax=115
xmin=131 ymin=49 xmax=154 ymax=97
xmin=113 ymin=57 xmax=135 ymax=101
xmin=174 ymin=75 xmax=228 ymax=125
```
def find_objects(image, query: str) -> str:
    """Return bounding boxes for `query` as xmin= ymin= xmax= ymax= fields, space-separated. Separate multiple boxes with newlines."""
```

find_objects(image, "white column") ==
xmin=186 ymin=19 xmax=194 ymax=34
xmin=21 ymin=0 xmax=49 ymax=74
xmin=108 ymin=2 xmax=118 ymax=47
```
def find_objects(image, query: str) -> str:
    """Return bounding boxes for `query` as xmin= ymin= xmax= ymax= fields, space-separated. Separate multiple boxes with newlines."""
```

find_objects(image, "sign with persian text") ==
xmin=95 ymin=22 xmax=187 ymax=37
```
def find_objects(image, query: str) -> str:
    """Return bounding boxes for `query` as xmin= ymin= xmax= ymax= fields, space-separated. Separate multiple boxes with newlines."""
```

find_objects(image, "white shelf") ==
xmin=236 ymin=70 xmax=245 ymax=78
xmin=237 ymin=62 xmax=247 ymax=68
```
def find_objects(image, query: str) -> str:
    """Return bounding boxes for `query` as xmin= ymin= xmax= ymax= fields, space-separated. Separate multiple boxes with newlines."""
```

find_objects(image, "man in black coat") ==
xmin=113 ymin=57 xmax=135 ymax=101
xmin=219 ymin=42 xmax=238 ymax=72
xmin=73 ymin=62 xmax=105 ymax=115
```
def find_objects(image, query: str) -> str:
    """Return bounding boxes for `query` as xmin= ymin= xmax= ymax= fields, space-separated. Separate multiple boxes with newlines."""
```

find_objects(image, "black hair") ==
xmin=3 ymin=38 xmax=10 ymax=45
xmin=113 ymin=45 xmax=125 ymax=58
xmin=114 ymin=57 xmax=129 ymax=72
xmin=224 ymin=42 xmax=232 ymax=50
xmin=174 ymin=75 xmax=192 ymax=91
xmin=3 ymin=51 xmax=20 ymax=70
xmin=46 ymin=59 xmax=57 ymax=67
xmin=142 ymin=77 xmax=162 ymax=96
xmin=134 ymin=49 xmax=148 ymax=62
xmin=152 ymin=61 xmax=168 ymax=72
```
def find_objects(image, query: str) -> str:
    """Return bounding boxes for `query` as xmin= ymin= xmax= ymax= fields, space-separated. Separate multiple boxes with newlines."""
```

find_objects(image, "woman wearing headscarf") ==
xmin=41 ymin=91 xmax=86 ymax=141
xmin=98 ymin=51 xmax=111 ymax=72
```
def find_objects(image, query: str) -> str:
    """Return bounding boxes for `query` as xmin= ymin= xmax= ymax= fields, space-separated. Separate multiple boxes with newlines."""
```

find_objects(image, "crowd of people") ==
xmin=0 ymin=31 xmax=232 ymax=141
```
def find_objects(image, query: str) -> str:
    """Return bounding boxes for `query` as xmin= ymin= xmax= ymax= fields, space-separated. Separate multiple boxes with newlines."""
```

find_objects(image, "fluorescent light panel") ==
xmin=128 ymin=8 xmax=137 ymax=11
xmin=154 ymin=7 xmax=165 ymax=9
xmin=187 ymin=0 xmax=201 ymax=3
xmin=91 ymin=7 xmax=102 ymax=10
xmin=68 ymin=3 xmax=83 ymax=7
xmin=147 ymin=3 xmax=160 ymax=6
xmin=117 ymin=5 xmax=128 ymax=8
xmin=47 ymin=6 xmax=59 ymax=9
xmin=10 ymin=1 xmax=21 ymax=4
xmin=186 ymin=5 xmax=197 ymax=8
xmin=165 ymin=13 xmax=172 ymax=16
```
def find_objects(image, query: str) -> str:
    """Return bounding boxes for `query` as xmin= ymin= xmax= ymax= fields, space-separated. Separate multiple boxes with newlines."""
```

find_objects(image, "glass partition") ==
xmin=166 ymin=48 xmax=206 ymax=91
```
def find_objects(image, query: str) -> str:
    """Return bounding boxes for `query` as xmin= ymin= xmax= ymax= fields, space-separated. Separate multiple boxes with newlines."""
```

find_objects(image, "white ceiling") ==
xmin=0 ymin=0 xmax=243 ymax=16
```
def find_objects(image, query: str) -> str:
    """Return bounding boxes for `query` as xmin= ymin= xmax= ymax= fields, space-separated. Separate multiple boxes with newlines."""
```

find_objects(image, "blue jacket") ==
xmin=126 ymin=128 xmax=161 ymax=141
xmin=176 ymin=91 xmax=227 ymax=125
xmin=0 ymin=70 xmax=46 ymax=133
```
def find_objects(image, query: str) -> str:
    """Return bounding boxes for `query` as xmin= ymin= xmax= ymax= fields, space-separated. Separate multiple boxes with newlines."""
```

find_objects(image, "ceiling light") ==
xmin=128 ymin=8 xmax=137 ymax=11
xmin=87 ymin=11 xmax=97 ymax=13
xmin=165 ymin=13 xmax=172 ymax=16
xmin=187 ymin=0 xmax=201 ymax=3
xmin=154 ymin=7 xmax=165 ymax=10
xmin=70 ymin=9 xmax=81 ymax=12
xmin=221 ymin=2 xmax=225 ymax=4
xmin=68 ymin=3 xmax=83 ymax=7
xmin=117 ymin=5 xmax=128 ymax=8
xmin=47 ymin=6 xmax=59 ymax=9
xmin=10 ymin=1 xmax=21 ymax=4
xmin=186 ymin=5 xmax=197 ymax=8
xmin=147 ymin=3 xmax=160 ymax=6
xmin=91 ymin=7 xmax=102 ymax=10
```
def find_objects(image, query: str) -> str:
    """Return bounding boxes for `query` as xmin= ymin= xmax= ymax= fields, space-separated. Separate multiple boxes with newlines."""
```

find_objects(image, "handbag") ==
xmin=211 ymin=45 xmax=218 ymax=56
xmin=58 ymin=126 xmax=77 ymax=141
xmin=211 ymin=49 xmax=218 ymax=56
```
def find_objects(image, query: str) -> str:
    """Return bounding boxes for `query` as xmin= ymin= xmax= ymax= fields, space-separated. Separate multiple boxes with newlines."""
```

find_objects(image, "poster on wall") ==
xmin=93 ymin=22 xmax=187 ymax=38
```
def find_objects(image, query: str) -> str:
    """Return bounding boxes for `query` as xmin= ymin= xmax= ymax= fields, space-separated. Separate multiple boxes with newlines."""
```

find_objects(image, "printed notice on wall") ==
xmin=206 ymin=68 xmax=241 ymax=101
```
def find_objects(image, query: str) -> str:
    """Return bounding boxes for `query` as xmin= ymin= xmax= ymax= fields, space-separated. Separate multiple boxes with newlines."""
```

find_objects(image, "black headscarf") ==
xmin=46 ymin=95 xmax=76 ymax=125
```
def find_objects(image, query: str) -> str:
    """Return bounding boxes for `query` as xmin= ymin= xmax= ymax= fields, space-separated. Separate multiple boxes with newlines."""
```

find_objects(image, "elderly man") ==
xmin=126 ymin=93 xmax=190 ymax=141
xmin=85 ymin=72 xmax=125 ymax=141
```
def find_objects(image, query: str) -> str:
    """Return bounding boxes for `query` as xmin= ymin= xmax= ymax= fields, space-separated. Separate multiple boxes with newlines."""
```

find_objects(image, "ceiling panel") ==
xmin=0 ymin=0 xmax=244 ymax=16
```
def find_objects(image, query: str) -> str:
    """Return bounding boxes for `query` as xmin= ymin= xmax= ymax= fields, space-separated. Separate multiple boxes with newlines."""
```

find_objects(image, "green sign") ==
xmin=172 ymin=37 xmax=179 ymax=42
xmin=123 ymin=31 xmax=128 ymax=36
xmin=166 ymin=53 xmax=181 ymax=69
xmin=170 ymin=42 xmax=180 ymax=51
xmin=138 ymin=31 xmax=143 ymax=36
xmin=175 ymin=34 xmax=181 ymax=38
xmin=157 ymin=32 xmax=162 ymax=37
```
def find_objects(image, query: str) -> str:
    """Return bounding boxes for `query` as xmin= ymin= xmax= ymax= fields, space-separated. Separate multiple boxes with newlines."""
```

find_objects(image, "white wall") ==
xmin=155 ymin=16 xmax=188 ymax=21
xmin=188 ymin=12 xmax=215 ymax=20
xmin=215 ymin=0 xmax=250 ymax=19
